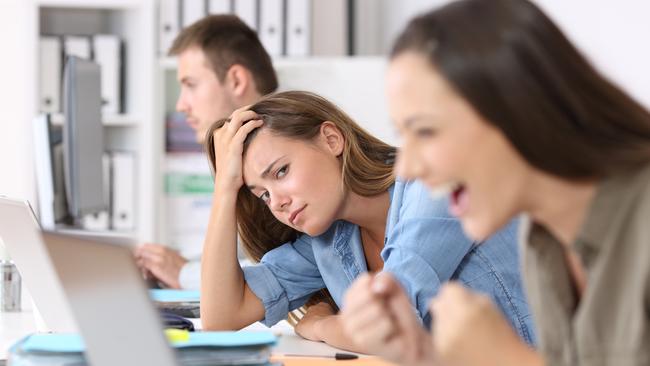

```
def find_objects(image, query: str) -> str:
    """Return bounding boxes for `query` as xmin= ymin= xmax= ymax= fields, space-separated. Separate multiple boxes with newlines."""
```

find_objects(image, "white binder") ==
xmin=353 ymin=0 xmax=382 ymax=55
xmin=32 ymin=114 xmax=68 ymax=228
xmin=82 ymin=211 xmax=110 ymax=231
xmin=311 ymin=0 xmax=347 ymax=56
xmin=39 ymin=37 xmax=62 ymax=113
xmin=286 ymin=0 xmax=311 ymax=57
xmin=38 ymin=37 xmax=63 ymax=113
xmin=111 ymin=151 xmax=136 ymax=231
xmin=82 ymin=153 xmax=111 ymax=231
xmin=92 ymin=35 xmax=122 ymax=115
xmin=208 ymin=0 xmax=231 ymax=15
xmin=182 ymin=0 xmax=206 ymax=28
xmin=64 ymin=36 xmax=91 ymax=60
xmin=159 ymin=0 xmax=181 ymax=55
xmin=233 ymin=0 xmax=258 ymax=31
xmin=259 ymin=0 xmax=283 ymax=56
xmin=32 ymin=114 xmax=56 ymax=229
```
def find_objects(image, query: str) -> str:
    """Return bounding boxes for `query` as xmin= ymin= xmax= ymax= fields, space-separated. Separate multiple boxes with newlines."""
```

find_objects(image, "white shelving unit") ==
xmin=28 ymin=0 xmax=160 ymax=242
xmin=8 ymin=0 xmax=398 ymax=248
xmin=49 ymin=113 xmax=138 ymax=127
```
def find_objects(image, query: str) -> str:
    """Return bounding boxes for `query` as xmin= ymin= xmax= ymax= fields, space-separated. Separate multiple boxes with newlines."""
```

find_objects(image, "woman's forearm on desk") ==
xmin=317 ymin=315 xmax=369 ymax=353
xmin=295 ymin=307 xmax=369 ymax=354
xmin=200 ymin=188 xmax=265 ymax=330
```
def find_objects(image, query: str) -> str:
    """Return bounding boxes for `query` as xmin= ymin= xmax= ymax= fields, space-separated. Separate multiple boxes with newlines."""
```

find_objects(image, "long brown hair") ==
xmin=392 ymin=0 xmax=650 ymax=180
xmin=205 ymin=91 xmax=396 ymax=318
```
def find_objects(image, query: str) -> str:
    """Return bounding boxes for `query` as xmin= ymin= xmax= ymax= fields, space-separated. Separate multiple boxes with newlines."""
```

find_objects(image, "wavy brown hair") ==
xmin=205 ymin=91 xmax=396 ymax=320
xmin=392 ymin=0 xmax=650 ymax=180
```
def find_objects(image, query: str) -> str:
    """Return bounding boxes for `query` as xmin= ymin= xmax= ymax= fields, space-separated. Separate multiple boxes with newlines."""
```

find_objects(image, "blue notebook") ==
xmin=149 ymin=289 xmax=201 ymax=303
xmin=21 ymin=331 xmax=276 ymax=353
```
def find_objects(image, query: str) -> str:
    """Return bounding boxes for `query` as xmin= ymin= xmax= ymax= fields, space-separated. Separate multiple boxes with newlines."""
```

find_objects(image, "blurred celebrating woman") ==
xmin=342 ymin=0 xmax=650 ymax=365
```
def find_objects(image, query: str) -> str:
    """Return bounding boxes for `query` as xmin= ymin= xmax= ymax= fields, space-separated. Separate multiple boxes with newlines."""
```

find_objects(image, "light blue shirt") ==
xmin=242 ymin=179 xmax=535 ymax=344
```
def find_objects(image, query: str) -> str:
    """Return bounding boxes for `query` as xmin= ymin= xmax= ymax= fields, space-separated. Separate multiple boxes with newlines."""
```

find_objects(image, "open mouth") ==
xmin=449 ymin=183 xmax=469 ymax=217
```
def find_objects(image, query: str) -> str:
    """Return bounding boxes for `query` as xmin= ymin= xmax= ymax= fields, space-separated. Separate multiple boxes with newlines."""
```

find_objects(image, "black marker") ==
xmin=281 ymin=352 xmax=359 ymax=360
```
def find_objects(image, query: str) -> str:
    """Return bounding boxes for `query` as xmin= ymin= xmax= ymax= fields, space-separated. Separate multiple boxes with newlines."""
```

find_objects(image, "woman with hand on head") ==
xmin=342 ymin=0 xmax=650 ymax=365
xmin=199 ymin=90 xmax=533 ymax=352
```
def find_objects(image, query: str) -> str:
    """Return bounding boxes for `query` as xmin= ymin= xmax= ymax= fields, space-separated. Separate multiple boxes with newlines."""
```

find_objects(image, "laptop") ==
xmin=0 ymin=197 xmax=178 ymax=366
xmin=0 ymin=197 xmax=77 ymax=332
xmin=41 ymin=230 xmax=178 ymax=366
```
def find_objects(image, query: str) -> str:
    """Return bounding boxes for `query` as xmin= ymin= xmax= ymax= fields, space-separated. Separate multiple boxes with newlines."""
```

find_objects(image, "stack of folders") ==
xmin=32 ymin=113 xmax=137 ymax=232
xmin=159 ymin=0 xmax=349 ymax=57
xmin=39 ymin=34 xmax=123 ymax=115
xmin=150 ymin=289 xmax=201 ymax=318
xmin=8 ymin=331 xmax=277 ymax=366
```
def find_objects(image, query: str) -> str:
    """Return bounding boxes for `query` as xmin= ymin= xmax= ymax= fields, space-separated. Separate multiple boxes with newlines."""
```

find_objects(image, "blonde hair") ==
xmin=205 ymin=91 xmax=396 ymax=322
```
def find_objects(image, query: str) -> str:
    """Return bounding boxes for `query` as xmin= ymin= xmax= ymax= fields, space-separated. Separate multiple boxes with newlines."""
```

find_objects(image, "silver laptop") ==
xmin=0 ymin=197 xmax=77 ymax=332
xmin=0 ymin=197 xmax=178 ymax=366
xmin=41 ymin=230 xmax=178 ymax=366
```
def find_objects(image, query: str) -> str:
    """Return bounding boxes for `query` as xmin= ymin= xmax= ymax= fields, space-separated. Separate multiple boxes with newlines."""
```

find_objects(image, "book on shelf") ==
xmin=166 ymin=111 xmax=203 ymax=153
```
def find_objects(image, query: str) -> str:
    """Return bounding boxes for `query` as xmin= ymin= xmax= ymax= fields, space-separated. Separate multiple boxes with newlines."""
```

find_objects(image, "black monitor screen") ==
xmin=62 ymin=56 xmax=106 ymax=219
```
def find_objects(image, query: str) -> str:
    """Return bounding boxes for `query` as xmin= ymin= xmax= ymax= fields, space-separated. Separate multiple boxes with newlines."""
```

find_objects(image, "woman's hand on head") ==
xmin=341 ymin=273 xmax=434 ymax=366
xmin=211 ymin=107 xmax=264 ymax=194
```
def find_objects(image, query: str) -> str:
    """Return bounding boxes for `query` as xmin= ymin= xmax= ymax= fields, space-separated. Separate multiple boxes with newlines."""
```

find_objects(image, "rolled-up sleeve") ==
xmin=382 ymin=182 xmax=474 ymax=326
xmin=242 ymin=235 xmax=325 ymax=326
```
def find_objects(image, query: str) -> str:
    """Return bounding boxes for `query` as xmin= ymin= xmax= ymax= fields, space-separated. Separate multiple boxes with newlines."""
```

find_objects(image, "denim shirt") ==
xmin=242 ymin=179 xmax=535 ymax=344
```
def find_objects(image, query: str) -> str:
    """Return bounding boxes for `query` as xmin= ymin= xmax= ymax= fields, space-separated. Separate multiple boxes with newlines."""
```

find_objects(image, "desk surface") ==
xmin=0 ymin=309 xmax=394 ymax=365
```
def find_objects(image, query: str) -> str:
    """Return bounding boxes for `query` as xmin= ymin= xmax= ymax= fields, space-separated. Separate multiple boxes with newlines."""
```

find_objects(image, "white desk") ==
xmin=0 ymin=309 xmax=351 ymax=361
xmin=0 ymin=310 xmax=36 ymax=360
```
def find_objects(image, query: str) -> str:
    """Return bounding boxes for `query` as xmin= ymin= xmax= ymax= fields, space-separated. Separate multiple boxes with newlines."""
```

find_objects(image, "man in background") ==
xmin=135 ymin=14 xmax=278 ymax=289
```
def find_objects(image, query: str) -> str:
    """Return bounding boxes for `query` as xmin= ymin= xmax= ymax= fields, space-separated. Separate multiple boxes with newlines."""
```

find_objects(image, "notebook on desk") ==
xmin=150 ymin=289 xmax=201 ymax=318
xmin=150 ymin=289 xmax=200 ymax=303
xmin=10 ymin=331 xmax=276 ymax=366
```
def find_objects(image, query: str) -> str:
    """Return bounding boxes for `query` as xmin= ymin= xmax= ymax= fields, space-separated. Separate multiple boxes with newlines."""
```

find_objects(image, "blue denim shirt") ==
xmin=242 ymin=179 xmax=535 ymax=344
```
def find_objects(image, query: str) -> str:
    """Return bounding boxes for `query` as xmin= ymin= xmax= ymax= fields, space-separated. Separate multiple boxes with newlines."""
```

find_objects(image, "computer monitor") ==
xmin=62 ymin=56 xmax=107 ymax=221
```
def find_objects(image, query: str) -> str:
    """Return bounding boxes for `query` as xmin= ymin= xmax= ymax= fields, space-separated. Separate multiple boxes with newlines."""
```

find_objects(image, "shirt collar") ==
xmin=575 ymin=164 xmax=650 ymax=260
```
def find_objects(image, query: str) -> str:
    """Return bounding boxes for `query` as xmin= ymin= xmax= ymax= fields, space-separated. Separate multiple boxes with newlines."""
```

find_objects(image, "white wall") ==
xmin=275 ymin=57 xmax=395 ymax=145
xmin=378 ymin=0 xmax=448 ymax=54
xmin=0 ymin=1 xmax=37 ymax=203
xmin=533 ymin=0 xmax=650 ymax=109
xmin=0 ymin=1 xmax=37 ymax=261
xmin=374 ymin=0 xmax=650 ymax=109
